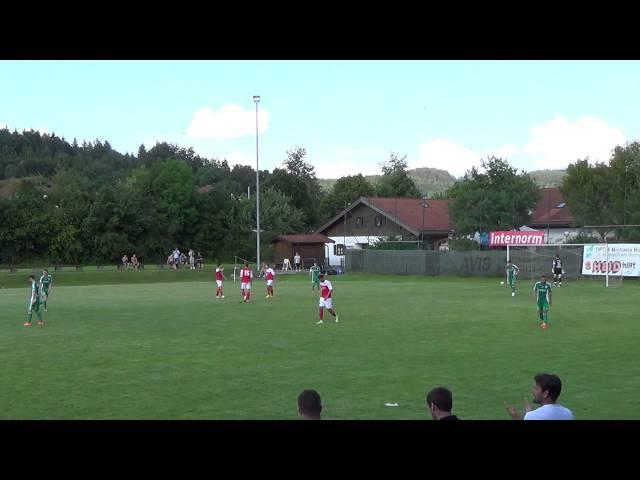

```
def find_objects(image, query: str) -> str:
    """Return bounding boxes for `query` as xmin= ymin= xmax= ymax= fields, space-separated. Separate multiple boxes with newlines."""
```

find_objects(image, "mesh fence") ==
xmin=507 ymin=246 xmax=585 ymax=281
xmin=347 ymin=249 xmax=506 ymax=276
xmin=346 ymin=247 xmax=602 ymax=280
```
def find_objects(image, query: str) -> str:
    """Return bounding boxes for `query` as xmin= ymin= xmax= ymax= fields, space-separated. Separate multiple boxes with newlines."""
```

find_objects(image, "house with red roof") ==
xmin=313 ymin=188 xmax=582 ymax=266
xmin=315 ymin=196 xmax=454 ymax=266
xmin=526 ymin=187 xmax=578 ymax=243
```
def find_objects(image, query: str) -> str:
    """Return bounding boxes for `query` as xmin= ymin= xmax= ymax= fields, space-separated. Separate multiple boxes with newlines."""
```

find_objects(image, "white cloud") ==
xmin=313 ymin=160 xmax=380 ymax=180
xmin=414 ymin=139 xmax=481 ymax=177
xmin=521 ymin=115 xmax=625 ymax=169
xmin=413 ymin=115 xmax=625 ymax=177
xmin=308 ymin=145 xmax=383 ymax=179
xmin=484 ymin=144 xmax=520 ymax=159
xmin=185 ymin=104 xmax=269 ymax=140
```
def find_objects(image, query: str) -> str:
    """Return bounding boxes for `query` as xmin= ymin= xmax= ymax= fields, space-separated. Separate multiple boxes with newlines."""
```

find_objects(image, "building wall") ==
xmin=320 ymin=202 xmax=448 ymax=266
xmin=272 ymin=242 xmax=292 ymax=264
xmin=325 ymin=235 xmax=381 ymax=267
xmin=323 ymin=203 xmax=412 ymax=238
xmin=271 ymin=241 xmax=326 ymax=267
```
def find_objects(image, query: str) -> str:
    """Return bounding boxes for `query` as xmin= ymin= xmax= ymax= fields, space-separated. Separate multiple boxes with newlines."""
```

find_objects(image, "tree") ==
xmin=608 ymin=142 xmax=640 ymax=241
xmin=283 ymin=146 xmax=316 ymax=180
xmin=196 ymin=159 xmax=231 ymax=187
xmin=48 ymin=169 xmax=93 ymax=263
xmin=233 ymin=187 xmax=304 ymax=258
xmin=319 ymin=174 xmax=375 ymax=221
xmin=130 ymin=159 xmax=198 ymax=256
xmin=558 ymin=142 xmax=640 ymax=242
xmin=192 ymin=183 xmax=236 ymax=261
xmin=0 ymin=179 xmax=53 ymax=263
xmin=561 ymin=159 xmax=621 ymax=242
xmin=137 ymin=144 xmax=147 ymax=162
xmin=376 ymin=152 xmax=421 ymax=198
xmin=265 ymin=147 xmax=322 ymax=229
xmin=83 ymin=176 xmax=154 ymax=263
xmin=447 ymin=157 xmax=539 ymax=235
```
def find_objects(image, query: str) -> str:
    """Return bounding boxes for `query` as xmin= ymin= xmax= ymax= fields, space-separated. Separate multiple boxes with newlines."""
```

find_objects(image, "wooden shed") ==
xmin=271 ymin=234 xmax=334 ymax=268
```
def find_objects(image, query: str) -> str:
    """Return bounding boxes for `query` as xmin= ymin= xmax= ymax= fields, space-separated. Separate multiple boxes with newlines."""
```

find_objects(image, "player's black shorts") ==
xmin=553 ymin=267 xmax=562 ymax=275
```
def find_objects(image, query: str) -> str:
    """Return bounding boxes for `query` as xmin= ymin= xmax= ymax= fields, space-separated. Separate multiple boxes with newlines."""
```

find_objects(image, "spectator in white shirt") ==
xmin=505 ymin=373 xmax=574 ymax=420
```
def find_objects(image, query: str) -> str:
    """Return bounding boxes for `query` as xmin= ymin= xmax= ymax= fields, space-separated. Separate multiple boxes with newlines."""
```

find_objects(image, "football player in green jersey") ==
xmin=25 ymin=275 xmax=44 ymax=327
xmin=309 ymin=262 xmax=322 ymax=291
xmin=532 ymin=274 xmax=553 ymax=329
xmin=505 ymin=260 xmax=520 ymax=297
xmin=39 ymin=268 xmax=53 ymax=311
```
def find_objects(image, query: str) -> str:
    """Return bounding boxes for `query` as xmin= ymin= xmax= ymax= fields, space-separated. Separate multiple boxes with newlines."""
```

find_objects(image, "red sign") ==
xmin=490 ymin=230 xmax=545 ymax=247
xmin=584 ymin=260 xmax=622 ymax=274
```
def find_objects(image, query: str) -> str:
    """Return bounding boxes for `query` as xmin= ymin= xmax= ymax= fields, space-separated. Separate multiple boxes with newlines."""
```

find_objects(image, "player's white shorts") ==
xmin=319 ymin=297 xmax=332 ymax=309
xmin=267 ymin=280 xmax=273 ymax=286
xmin=241 ymin=282 xmax=251 ymax=290
xmin=216 ymin=280 xmax=222 ymax=287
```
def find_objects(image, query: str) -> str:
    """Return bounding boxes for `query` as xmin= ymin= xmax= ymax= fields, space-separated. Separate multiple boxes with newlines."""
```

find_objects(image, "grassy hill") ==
xmin=318 ymin=167 xmax=457 ymax=196
xmin=527 ymin=169 xmax=566 ymax=187
xmin=319 ymin=168 xmax=567 ymax=195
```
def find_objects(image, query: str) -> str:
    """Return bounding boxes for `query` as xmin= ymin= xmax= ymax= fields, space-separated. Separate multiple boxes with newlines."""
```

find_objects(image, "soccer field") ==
xmin=1 ymin=269 xmax=639 ymax=420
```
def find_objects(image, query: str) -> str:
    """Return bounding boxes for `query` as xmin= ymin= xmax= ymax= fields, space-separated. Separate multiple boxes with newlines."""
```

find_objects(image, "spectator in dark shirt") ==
xmin=298 ymin=389 xmax=322 ymax=420
xmin=426 ymin=387 xmax=459 ymax=420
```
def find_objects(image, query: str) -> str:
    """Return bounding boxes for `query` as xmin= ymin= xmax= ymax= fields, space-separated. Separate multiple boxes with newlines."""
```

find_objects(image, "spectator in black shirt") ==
xmin=426 ymin=387 xmax=459 ymax=420
xmin=298 ymin=389 xmax=322 ymax=420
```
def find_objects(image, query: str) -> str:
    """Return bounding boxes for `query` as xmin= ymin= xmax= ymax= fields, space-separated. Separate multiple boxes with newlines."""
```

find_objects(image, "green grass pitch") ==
xmin=1 ymin=268 xmax=638 ymax=419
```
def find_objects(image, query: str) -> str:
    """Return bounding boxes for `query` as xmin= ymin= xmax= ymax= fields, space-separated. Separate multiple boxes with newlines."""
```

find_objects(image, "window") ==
xmin=355 ymin=216 xmax=364 ymax=228
xmin=375 ymin=215 xmax=385 ymax=227
xmin=334 ymin=244 xmax=345 ymax=256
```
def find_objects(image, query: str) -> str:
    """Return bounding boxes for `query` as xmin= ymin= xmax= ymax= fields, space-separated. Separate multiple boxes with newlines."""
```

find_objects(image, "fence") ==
xmin=347 ymin=248 xmax=587 ymax=279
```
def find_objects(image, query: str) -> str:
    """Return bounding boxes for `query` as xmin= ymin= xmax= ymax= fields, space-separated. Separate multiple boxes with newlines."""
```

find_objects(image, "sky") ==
xmin=1 ymin=60 xmax=639 ymax=179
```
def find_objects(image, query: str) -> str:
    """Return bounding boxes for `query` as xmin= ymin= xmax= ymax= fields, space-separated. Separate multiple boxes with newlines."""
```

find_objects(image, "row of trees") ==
xmin=560 ymin=142 xmax=640 ymax=242
xmin=444 ymin=142 xmax=640 ymax=243
xmin=319 ymin=153 xmax=422 ymax=217
xmin=3 ymin=126 xmax=637 ymax=264
xmin=0 ymin=129 xmax=424 ymax=264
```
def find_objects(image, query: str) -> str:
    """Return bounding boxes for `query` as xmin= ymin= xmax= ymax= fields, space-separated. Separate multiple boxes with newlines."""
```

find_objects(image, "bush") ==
xmin=369 ymin=241 xmax=420 ymax=250
xmin=567 ymin=232 xmax=604 ymax=244
xmin=449 ymin=238 xmax=480 ymax=251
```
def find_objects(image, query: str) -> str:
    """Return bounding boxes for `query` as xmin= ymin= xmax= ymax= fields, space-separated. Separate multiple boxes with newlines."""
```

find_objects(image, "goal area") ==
xmin=506 ymin=243 xmax=623 ymax=288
